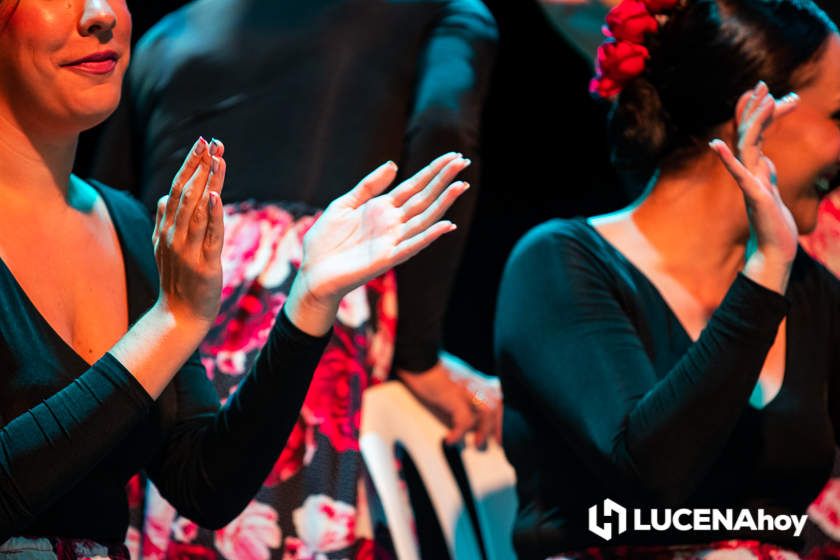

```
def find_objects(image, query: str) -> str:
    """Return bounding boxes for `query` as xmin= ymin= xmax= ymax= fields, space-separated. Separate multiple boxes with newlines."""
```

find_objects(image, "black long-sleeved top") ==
xmin=91 ymin=0 xmax=498 ymax=373
xmin=495 ymin=218 xmax=840 ymax=560
xmin=0 ymin=182 xmax=330 ymax=540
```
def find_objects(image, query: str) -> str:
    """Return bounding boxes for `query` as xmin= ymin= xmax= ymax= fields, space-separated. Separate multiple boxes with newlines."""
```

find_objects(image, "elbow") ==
xmin=607 ymin=444 xmax=696 ymax=509
xmin=406 ymin=104 xmax=481 ymax=150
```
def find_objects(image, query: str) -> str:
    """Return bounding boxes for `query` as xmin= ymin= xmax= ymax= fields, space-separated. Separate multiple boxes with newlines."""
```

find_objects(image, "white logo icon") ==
xmin=588 ymin=498 xmax=627 ymax=541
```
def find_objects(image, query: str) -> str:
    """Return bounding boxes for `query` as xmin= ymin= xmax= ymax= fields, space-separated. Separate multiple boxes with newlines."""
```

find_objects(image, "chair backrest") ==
xmin=360 ymin=381 xmax=518 ymax=560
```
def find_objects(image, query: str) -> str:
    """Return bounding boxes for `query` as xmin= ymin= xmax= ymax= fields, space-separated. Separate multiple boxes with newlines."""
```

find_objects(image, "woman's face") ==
xmin=764 ymin=33 xmax=840 ymax=234
xmin=0 ymin=0 xmax=131 ymax=136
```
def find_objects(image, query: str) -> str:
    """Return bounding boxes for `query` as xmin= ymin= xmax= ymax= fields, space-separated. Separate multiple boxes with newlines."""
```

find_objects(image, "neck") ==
xmin=0 ymin=107 xmax=78 ymax=210
xmin=631 ymin=154 xmax=752 ymax=282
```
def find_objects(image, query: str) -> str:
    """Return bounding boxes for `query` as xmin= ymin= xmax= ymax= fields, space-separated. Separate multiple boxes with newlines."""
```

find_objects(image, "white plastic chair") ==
xmin=360 ymin=381 xmax=518 ymax=560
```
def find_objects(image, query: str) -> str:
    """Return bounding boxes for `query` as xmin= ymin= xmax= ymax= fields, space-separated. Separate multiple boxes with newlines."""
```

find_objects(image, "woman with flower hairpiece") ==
xmin=496 ymin=0 xmax=840 ymax=558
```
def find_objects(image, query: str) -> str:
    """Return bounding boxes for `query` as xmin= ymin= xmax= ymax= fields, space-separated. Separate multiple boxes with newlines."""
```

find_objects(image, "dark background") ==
xmin=74 ymin=0 xmax=630 ymax=375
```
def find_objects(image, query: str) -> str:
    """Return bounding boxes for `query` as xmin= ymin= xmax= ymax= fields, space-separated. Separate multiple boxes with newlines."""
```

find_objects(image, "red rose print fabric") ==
xmin=124 ymin=201 xmax=398 ymax=560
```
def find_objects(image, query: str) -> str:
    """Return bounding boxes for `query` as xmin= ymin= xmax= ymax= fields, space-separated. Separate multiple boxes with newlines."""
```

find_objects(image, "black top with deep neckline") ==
xmin=0 ymin=181 xmax=331 ymax=540
xmin=496 ymin=217 xmax=840 ymax=560
xmin=583 ymin=218 xmax=790 ymax=412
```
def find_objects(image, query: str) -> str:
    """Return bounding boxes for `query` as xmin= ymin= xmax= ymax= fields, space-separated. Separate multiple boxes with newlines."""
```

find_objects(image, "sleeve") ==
xmin=822 ymin=267 xmax=840 ymax=447
xmin=145 ymin=309 xmax=330 ymax=529
xmin=392 ymin=0 xmax=499 ymax=373
xmin=0 ymin=354 xmax=153 ymax=537
xmin=494 ymin=222 xmax=791 ymax=506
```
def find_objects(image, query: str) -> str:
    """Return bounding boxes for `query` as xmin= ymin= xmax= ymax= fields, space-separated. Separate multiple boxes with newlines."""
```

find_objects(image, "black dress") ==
xmin=0 ymin=182 xmax=330 ymax=543
xmin=495 ymin=218 xmax=840 ymax=560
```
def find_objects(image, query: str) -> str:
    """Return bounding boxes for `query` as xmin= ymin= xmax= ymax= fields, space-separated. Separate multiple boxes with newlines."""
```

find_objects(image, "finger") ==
xmin=399 ymin=181 xmax=469 ymax=242
xmin=736 ymin=84 xmax=760 ymax=127
xmin=206 ymin=155 xmax=227 ymax=196
xmin=186 ymin=188 xmax=211 ymax=254
xmin=209 ymin=137 xmax=225 ymax=158
xmin=203 ymin=192 xmax=224 ymax=262
xmin=774 ymin=92 xmax=800 ymax=119
xmin=174 ymin=152 xmax=213 ymax=239
xmin=161 ymin=138 xmax=208 ymax=233
xmin=152 ymin=195 xmax=167 ymax=245
xmin=739 ymin=81 xmax=767 ymax=125
xmin=494 ymin=405 xmax=503 ymax=444
xmin=740 ymin=94 xmax=775 ymax=151
xmin=469 ymin=395 xmax=494 ymax=449
xmin=337 ymin=161 xmax=399 ymax=209
xmin=389 ymin=152 xmax=461 ymax=207
xmin=390 ymin=220 xmax=457 ymax=266
xmin=400 ymin=157 xmax=470 ymax=221
xmin=709 ymin=139 xmax=762 ymax=198
xmin=445 ymin=399 xmax=476 ymax=445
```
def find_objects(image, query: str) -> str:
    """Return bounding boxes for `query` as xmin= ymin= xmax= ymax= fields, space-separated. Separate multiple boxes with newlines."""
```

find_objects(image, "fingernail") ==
xmin=209 ymin=191 xmax=217 ymax=209
xmin=211 ymin=156 xmax=220 ymax=174
xmin=194 ymin=136 xmax=207 ymax=155
xmin=463 ymin=158 xmax=472 ymax=166
xmin=461 ymin=181 xmax=471 ymax=190
xmin=455 ymin=152 xmax=463 ymax=158
xmin=386 ymin=160 xmax=397 ymax=170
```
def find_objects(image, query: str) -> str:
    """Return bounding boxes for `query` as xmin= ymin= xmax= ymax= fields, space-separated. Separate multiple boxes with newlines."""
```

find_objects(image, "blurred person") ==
xmin=91 ymin=0 xmax=500 ymax=556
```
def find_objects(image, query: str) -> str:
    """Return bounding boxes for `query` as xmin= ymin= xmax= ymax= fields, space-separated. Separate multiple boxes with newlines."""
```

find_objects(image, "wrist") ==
xmin=150 ymin=298 xmax=213 ymax=341
xmin=743 ymin=250 xmax=793 ymax=295
xmin=284 ymin=273 xmax=340 ymax=337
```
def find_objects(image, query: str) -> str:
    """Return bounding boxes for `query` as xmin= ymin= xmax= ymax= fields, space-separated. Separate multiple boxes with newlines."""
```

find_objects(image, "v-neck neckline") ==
xmin=0 ymin=179 xmax=132 ymax=369
xmin=575 ymin=216 xmax=790 ymax=412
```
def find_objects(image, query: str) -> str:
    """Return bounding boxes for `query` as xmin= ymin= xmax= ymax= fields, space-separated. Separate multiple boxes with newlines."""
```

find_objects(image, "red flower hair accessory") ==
xmin=589 ymin=0 xmax=680 ymax=100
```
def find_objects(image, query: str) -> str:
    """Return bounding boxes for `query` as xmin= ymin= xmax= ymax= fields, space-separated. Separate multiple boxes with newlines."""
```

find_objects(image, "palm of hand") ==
xmin=303 ymin=197 xmax=404 ymax=299
xmin=711 ymin=82 xmax=800 ymax=262
xmin=297 ymin=153 xmax=470 ymax=304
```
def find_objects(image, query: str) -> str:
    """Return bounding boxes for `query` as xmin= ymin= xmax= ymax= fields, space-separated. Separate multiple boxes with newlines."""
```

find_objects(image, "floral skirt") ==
xmin=547 ymin=539 xmax=803 ymax=560
xmin=126 ymin=201 xmax=398 ymax=560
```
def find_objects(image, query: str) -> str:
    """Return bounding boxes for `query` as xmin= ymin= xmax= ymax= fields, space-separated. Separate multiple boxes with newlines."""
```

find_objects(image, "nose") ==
xmin=79 ymin=0 xmax=117 ymax=39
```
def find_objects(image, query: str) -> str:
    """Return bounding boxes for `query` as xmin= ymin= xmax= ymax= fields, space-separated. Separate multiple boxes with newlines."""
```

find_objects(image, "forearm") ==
xmin=0 ymin=354 xmax=152 ymax=537
xmin=147 ymin=308 xmax=331 ymax=528
xmin=111 ymin=301 xmax=209 ymax=398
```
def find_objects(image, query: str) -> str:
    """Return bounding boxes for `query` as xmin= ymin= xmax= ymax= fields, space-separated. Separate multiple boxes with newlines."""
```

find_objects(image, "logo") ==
xmin=588 ymin=498 xmax=627 ymax=541
xmin=587 ymin=499 xmax=808 ymax=541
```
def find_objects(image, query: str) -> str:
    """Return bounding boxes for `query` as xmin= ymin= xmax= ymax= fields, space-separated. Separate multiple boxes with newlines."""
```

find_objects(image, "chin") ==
xmin=793 ymin=205 xmax=821 ymax=235
xmin=68 ymin=90 xmax=122 ymax=131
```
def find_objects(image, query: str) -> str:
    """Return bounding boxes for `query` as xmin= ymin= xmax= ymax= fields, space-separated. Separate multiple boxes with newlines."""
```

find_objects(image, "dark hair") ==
xmin=609 ymin=0 xmax=837 ymax=173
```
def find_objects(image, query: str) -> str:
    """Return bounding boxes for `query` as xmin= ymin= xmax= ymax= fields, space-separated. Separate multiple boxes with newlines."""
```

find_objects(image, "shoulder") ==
xmin=438 ymin=0 xmax=499 ymax=38
xmin=500 ymin=218 xmax=621 ymax=306
xmin=790 ymin=245 xmax=840 ymax=302
xmin=87 ymin=180 xmax=153 ymax=232
xmin=508 ymin=218 xmax=607 ymax=269
xmin=129 ymin=2 xmax=204 ymax=96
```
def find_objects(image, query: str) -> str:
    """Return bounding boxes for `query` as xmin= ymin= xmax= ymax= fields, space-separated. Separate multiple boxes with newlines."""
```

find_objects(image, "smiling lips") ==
xmin=61 ymin=51 xmax=118 ymax=75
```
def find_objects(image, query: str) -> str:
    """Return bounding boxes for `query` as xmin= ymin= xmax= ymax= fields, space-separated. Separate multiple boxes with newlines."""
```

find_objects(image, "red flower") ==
xmin=596 ymin=40 xmax=649 ymax=83
xmin=589 ymin=75 xmax=623 ymax=98
xmin=641 ymin=0 xmax=679 ymax=13
xmin=605 ymin=0 xmax=658 ymax=43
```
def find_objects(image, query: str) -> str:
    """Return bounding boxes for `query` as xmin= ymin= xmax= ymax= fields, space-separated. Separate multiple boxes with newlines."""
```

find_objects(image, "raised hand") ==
xmin=709 ymin=81 xmax=799 ymax=292
xmin=286 ymin=153 xmax=471 ymax=336
xmin=152 ymin=137 xmax=227 ymax=326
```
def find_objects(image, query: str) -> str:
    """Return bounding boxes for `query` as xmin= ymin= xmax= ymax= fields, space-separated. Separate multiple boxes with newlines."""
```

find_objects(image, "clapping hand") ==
xmin=286 ymin=153 xmax=471 ymax=336
xmin=709 ymin=81 xmax=799 ymax=292
xmin=153 ymin=137 xmax=227 ymax=327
